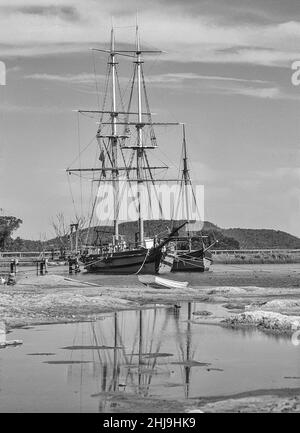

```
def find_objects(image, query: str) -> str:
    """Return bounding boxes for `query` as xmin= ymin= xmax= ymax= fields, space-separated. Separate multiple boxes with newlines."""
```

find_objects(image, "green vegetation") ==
xmin=3 ymin=237 xmax=44 ymax=252
xmin=0 ymin=216 xmax=23 ymax=250
xmin=222 ymin=228 xmax=300 ymax=249
xmin=213 ymin=251 xmax=300 ymax=264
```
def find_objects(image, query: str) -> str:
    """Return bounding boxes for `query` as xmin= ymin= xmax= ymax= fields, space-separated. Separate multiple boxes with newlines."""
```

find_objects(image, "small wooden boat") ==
xmin=138 ymin=275 xmax=189 ymax=290
xmin=155 ymin=276 xmax=189 ymax=289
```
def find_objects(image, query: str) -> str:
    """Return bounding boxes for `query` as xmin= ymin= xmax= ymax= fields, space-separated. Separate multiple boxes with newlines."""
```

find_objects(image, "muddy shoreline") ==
xmin=0 ymin=263 xmax=299 ymax=328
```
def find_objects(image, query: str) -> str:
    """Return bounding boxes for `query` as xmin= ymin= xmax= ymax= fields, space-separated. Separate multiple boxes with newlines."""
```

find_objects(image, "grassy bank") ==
xmin=212 ymin=250 xmax=300 ymax=265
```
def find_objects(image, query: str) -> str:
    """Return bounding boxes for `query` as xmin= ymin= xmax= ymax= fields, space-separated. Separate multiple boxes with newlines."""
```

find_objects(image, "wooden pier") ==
xmin=1 ymin=248 xmax=300 ymax=268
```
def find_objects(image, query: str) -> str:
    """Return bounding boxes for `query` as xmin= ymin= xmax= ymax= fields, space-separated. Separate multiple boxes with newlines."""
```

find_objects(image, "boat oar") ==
xmin=63 ymin=277 xmax=101 ymax=287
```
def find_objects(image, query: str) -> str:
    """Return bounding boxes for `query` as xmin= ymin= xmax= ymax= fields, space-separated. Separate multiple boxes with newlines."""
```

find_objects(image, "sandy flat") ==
xmin=0 ymin=263 xmax=299 ymax=329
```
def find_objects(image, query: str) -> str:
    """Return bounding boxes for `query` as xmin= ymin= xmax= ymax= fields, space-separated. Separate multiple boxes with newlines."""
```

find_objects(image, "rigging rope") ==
xmin=67 ymin=135 xmax=96 ymax=169
xmin=143 ymin=151 xmax=163 ymax=219
xmin=92 ymin=49 xmax=101 ymax=110
xmin=67 ymin=173 xmax=79 ymax=221
xmin=77 ymin=112 xmax=83 ymax=218
xmin=134 ymin=249 xmax=150 ymax=275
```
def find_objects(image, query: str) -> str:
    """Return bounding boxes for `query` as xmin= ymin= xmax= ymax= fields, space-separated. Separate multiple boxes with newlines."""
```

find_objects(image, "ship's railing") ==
xmin=1 ymin=248 xmax=300 ymax=262
xmin=2 ymin=248 xmax=300 ymax=258
xmin=211 ymin=249 xmax=300 ymax=255
xmin=0 ymin=250 xmax=63 ymax=259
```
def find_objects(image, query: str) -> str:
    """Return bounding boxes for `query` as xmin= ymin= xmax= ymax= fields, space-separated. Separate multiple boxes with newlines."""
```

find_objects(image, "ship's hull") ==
xmin=81 ymin=248 xmax=161 ymax=274
xmin=81 ymin=244 xmax=213 ymax=274
xmin=172 ymin=249 xmax=213 ymax=272
xmin=203 ymin=252 xmax=213 ymax=271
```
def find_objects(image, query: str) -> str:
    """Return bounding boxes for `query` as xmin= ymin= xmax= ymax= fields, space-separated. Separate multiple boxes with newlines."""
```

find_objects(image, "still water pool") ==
xmin=0 ymin=302 xmax=300 ymax=412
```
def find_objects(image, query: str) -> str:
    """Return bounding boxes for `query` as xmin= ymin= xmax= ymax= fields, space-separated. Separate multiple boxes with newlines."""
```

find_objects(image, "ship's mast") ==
xmin=136 ymin=24 xmax=144 ymax=245
xmin=182 ymin=124 xmax=190 ymax=223
xmin=110 ymin=26 xmax=119 ymax=243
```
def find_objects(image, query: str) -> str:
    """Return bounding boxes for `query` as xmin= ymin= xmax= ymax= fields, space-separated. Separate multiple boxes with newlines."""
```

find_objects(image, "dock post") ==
xmin=10 ymin=259 xmax=17 ymax=275
xmin=74 ymin=257 xmax=80 ymax=274
xmin=7 ymin=273 xmax=16 ymax=285
xmin=39 ymin=260 xmax=43 ymax=275
xmin=68 ymin=257 xmax=73 ymax=275
xmin=44 ymin=258 xmax=48 ymax=274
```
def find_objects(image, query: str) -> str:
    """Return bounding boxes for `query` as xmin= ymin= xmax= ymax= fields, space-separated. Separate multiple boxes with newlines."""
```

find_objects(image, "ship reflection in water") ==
xmin=0 ymin=303 xmax=300 ymax=412
xmin=65 ymin=304 xmax=199 ymax=412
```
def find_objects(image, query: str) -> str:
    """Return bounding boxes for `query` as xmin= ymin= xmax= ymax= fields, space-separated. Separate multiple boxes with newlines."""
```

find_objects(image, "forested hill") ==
xmin=2 ymin=215 xmax=300 ymax=251
xmin=200 ymin=222 xmax=300 ymax=249
xmin=72 ymin=221 xmax=300 ymax=250
xmin=221 ymin=228 xmax=300 ymax=249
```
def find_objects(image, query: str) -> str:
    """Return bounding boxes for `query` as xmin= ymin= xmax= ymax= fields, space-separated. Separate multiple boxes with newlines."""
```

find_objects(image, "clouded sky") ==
xmin=0 ymin=0 xmax=299 ymax=239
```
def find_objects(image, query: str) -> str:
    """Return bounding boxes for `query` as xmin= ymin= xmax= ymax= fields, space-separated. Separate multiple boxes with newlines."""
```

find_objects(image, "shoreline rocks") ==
xmin=224 ymin=310 xmax=300 ymax=334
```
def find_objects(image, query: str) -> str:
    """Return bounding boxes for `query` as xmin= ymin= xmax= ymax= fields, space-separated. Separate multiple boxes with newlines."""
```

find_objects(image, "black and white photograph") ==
xmin=0 ymin=0 xmax=300 ymax=416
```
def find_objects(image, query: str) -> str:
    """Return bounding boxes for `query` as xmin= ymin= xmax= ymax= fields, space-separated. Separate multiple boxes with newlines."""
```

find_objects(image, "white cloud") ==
xmin=145 ymin=72 xmax=296 ymax=100
xmin=146 ymin=72 xmax=287 ymax=99
xmin=145 ymin=72 xmax=268 ymax=85
xmin=0 ymin=102 xmax=69 ymax=113
xmin=26 ymin=72 xmax=105 ymax=84
xmin=26 ymin=71 xmax=298 ymax=100
xmin=0 ymin=1 xmax=300 ymax=67
xmin=223 ymin=86 xmax=281 ymax=99
xmin=26 ymin=71 xmax=268 ymax=85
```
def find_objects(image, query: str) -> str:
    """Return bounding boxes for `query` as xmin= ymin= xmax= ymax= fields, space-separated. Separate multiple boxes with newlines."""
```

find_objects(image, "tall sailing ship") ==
xmin=67 ymin=25 xmax=212 ymax=274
